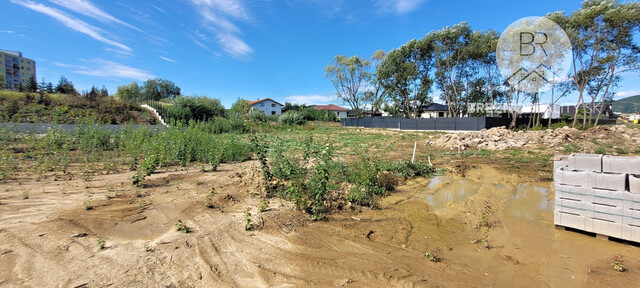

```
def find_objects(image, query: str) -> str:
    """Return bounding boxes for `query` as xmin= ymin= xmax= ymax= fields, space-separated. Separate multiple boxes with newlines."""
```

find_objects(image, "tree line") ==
xmin=325 ymin=0 xmax=640 ymax=128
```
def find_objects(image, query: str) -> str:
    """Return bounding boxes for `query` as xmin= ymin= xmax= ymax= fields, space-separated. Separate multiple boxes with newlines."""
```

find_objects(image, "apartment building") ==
xmin=0 ymin=50 xmax=36 ymax=90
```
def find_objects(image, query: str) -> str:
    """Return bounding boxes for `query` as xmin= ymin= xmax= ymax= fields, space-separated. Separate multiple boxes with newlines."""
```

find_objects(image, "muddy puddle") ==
xmin=504 ymin=184 xmax=553 ymax=223
xmin=417 ymin=176 xmax=553 ymax=223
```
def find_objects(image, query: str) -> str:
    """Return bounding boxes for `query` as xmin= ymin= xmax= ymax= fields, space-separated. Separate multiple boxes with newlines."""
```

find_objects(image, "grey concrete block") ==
xmin=557 ymin=168 xmax=591 ymax=187
xmin=623 ymin=225 xmax=640 ymax=243
xmin=593 ymin=218 xmax=623 ymax=239
xmin=625 ymin=193 xmax=640 ymax=210
xmin=602 ymin=155 xmax=640 ymax=174
xmin=589 ymin=172 xmax=627 ymax=191
xmin=592 ymin=203 xmax=624 ymax=222
xmin=555 ymin=211 xmax=586 ymax=230
xmin=623 ymin=208 xmax=640 ymax=226
xmin=592 ymin=188 xmax=627 ymax=207
xmin=555 ymin=184 xmax=593 ymax=203
xmin=630 ymin=174 xmax=640 ymax=194
xmin=568 ymin=154 xmax=603 ymax=172
xmin=557 ymin=198 xmax=594 ymax=217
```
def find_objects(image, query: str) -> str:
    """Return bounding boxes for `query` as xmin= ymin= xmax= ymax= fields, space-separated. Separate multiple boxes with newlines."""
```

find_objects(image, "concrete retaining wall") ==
xmin=554 ymin=154 xmax=640 ymax=243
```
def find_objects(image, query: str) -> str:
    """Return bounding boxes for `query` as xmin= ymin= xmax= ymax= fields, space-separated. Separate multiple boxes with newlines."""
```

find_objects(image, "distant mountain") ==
xmin=613 ymin=95 xmax=640 ymax=114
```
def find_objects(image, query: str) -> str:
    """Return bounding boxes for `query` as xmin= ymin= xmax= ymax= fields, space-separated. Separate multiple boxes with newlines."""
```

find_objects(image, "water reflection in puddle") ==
xmin=425 ymin=178 xmax=482 ymax=210
xmin=504 ymin=184 xmax=553 ymax=222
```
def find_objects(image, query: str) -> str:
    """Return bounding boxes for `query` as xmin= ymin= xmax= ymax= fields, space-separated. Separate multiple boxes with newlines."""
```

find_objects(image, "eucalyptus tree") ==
xmin=429 ymin=22 xmax=475 ymax=117
xmin=325 ymin=55 xmax=371 ymax=117
xmin=467 ymin=30 xmax=502 ymax=116
xmin=363 ymin=50 xmax=387 ymax=116
xmin=589 ymin=0 xmax=640 ymax=125
xmin=376 ymin=39 xmax=434 ymax=118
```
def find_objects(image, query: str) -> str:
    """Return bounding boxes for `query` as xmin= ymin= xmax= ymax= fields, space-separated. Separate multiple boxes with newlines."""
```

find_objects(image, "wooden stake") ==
xmin=412 ymin=141 xmax=417 ymax=164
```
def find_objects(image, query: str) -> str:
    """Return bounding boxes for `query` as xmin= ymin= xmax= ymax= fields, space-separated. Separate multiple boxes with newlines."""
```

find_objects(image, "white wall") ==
xmin=252 ymin=99 xmax=282 ymax=115
xmin=333 ymin=110 xmax=347 ymax=119
xmin=420 ymin=111 xmax=450 ymax=118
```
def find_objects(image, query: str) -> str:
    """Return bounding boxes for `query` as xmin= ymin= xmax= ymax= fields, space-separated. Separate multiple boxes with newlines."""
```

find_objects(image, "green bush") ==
xmin=279 ymin=111 xmax=307 ymax=126
xmin=248 ymin=109 xmax=266 ymax=122
xmin=166 ymin=96 xmax=226 ymax=122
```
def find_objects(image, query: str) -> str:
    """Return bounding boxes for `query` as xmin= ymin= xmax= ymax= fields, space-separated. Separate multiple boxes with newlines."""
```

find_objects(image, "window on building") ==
xmin=20 ymin=59 xmax=23 ymax=63
xmin=438 ymin=112 xmax=444 ymax=117
xmin=271 ymin=104 xmax=276 ymax=107
xmin=271 ymin=111 xmax=276 ymax=115
xmin=260 ymin=103 xmax=264 ymax=107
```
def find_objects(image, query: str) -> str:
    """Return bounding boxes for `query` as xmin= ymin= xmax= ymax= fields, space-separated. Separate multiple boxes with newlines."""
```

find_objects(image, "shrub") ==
xmin=3 ymin=100 xmax=19 ymax=121
xmin=248 ymin=109 xmax=266 ymax=122
xmin=166 ymin=96 xmax=226 ymax=122
xmin=279 ymin=111 xmax=307 ymax=126
xmin=550 ymin=121 xmax=571 ymax=130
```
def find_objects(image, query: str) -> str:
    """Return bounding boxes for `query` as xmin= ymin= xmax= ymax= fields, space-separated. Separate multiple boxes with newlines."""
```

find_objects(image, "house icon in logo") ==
xmin=505 ymin=63 xmax=559 ymax=86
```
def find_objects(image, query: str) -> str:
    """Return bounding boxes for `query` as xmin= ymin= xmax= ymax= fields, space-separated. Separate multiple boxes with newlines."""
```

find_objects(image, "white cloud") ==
xmin=10 ymin=0 xmax=132 ymax=52
xmin=71 ymin=58 xmax=153 ymax=81
xmin=0 ymin=30 xmax=15 ymax=33
xmin=48 ymin=0 xmax=141 ymax=31
xmin=158 ymin=56 xmax=177 ymax=63
xmin=614 ymin=90 xmax=639 ymax=100
xmin=284 ymin=94 xmax=338 ymax=105
xmin=373 ymin=0 xmax=427 ymax=14
xmin=189 ymin=0 xmax=253 ymax=58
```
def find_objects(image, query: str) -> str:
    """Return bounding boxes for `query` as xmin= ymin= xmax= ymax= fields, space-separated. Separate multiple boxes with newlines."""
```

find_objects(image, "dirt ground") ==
xmin=1 ymin=158 xmax=639 ymax=287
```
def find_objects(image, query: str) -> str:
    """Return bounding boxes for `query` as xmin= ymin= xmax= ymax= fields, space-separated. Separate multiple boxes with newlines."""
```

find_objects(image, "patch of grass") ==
xmin=615 ymin=147 xmax=629 ymax=155
xmin=205 ymin=188 xmax=216 ymax=208
xmin=562 ymin=143 xmax=581 ymax=153
xmin=175 ymin=220 xmax=190 ymax=233
xmin=594 ymin=147 xmax=607 ymax=155
xmin=96 ymin=237 xmax=105 ymax=250
xmin=612 ymin=255 xmax=627 ymax=272
xmin=258 ymin=200 xmax=269 ymax=212
xmin=425 ymin=247 xmax=442 ymax=262
xmin=244 ymin=212 xmax=254 ymax=231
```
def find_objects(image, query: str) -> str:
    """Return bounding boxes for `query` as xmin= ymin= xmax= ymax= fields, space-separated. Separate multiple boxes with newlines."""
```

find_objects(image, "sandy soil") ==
xmin=1 ymin=160 xmax=639 ymax=287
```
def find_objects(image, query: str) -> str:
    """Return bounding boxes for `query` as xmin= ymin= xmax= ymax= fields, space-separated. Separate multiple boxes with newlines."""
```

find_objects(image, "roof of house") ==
xmin=424 ymin=103 xmax=449 ymax=111
xmin=315 ymin=104 xmax=349 ymax=112
xmin=248 ymin=98 xmax=283 ymax=106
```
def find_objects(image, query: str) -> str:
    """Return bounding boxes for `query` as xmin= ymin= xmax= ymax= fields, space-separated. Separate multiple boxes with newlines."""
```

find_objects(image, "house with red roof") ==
xmin=315 ymin=104 xmax=349 ymax=119
xmin=248 ymin=98 xmax=283 ymax=116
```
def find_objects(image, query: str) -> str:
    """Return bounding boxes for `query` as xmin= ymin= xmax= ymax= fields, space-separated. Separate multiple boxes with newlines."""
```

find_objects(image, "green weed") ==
xmin=175 ymin=220 xmax=190 ymax=233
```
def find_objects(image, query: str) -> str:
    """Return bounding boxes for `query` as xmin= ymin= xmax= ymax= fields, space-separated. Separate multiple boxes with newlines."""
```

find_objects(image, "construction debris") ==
xmin=428 ymin=125 xmax=640 ymax=151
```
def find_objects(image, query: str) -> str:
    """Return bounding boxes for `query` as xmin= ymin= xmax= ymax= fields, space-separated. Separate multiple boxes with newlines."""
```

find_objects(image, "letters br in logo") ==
xmin=496 ymin=16 xmax=572 ymax=93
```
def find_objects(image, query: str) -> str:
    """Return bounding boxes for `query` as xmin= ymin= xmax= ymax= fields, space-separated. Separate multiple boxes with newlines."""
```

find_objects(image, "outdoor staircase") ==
xmin=140 ymin=104 xmax=169 ymax=127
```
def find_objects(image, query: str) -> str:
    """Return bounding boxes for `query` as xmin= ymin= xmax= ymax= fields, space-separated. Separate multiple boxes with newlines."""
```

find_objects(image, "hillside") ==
xmin=0 ymin=91 xmax=157 ymax=124
xmin=613 ymin=94 xmax=640 ymax=114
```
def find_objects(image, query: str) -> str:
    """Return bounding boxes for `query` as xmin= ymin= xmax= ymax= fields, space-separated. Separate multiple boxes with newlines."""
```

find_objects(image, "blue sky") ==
xmin=1 ymin=0 xmax=639 ymax=108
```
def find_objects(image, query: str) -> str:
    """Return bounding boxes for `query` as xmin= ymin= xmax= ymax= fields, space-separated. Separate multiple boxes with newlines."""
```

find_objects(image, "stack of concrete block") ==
xmin=554 ymin=154 xmax=640 ymax=242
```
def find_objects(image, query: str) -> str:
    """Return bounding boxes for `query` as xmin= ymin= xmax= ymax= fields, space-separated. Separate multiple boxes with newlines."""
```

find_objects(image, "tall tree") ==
xmin=377 ymin=39 xmax=434 ymax=118
xmin=39 ymin=78 xmax=47 ymax=92
xmin=467 ymin=30 xmax=502 ymax=116
xmin=142 ymin=78 xmax=181 ymax=101
xmin=363 ymin=50 xmax=387 ymax=116
xmin=0 ymin=74 xmax=6 ymax=90
xmin=228 ymin=98 xmax=252 ymax=119
xmin=99 ymin=85 xmax=109 ymax=98
xmin=430 ymin=22 xmax=475 ymax=117
xmin=116 ymin=82 xmax=142 ymax=102
xmin=590 ymin=1 xmax=640 ymax=125
xmin=54 ymin=76 xmax=78 ymax=95
xmin=325 ymin=55 xmax=371 ymax=117
xmin=26 ymin=75 xmax=38 ymax=92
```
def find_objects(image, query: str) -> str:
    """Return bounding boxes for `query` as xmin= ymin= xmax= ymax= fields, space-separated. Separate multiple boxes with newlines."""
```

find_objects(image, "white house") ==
xmin=249 ymin=98 xmax=283 ymax=116
xmin=420 ymin=103 xmax=450 ymax=118
xmin=315 ymin=104 xmax=349 ymax=119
